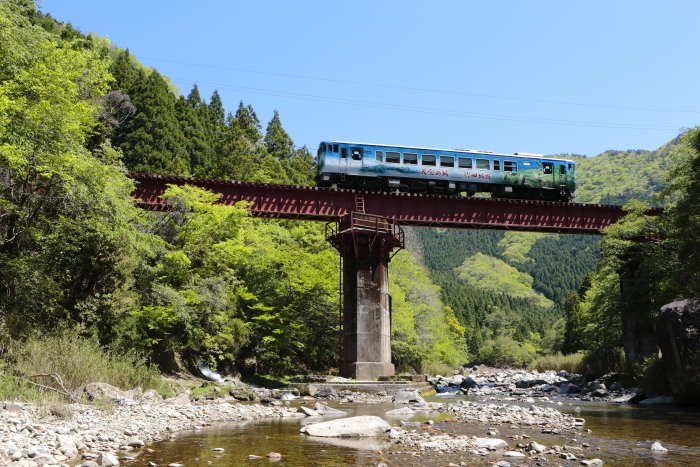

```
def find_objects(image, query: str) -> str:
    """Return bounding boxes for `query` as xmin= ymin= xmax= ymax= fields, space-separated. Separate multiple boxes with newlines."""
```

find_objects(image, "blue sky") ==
xmin=40 ymin=0 xmax=700 ymax=157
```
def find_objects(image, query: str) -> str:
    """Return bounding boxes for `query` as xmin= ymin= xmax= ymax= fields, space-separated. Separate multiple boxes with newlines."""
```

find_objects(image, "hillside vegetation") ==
xmin=413 ymin=136 xmax=679 ymax=366
xmin=0 ymin=1 xmax=463 ymax=383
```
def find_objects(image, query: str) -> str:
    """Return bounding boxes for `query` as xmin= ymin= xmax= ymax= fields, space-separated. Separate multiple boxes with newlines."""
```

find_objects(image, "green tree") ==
xmin=115 ymin=68 xmax=190 ymax=175
xmin=0 ymin=2 xmax=147 ymax=337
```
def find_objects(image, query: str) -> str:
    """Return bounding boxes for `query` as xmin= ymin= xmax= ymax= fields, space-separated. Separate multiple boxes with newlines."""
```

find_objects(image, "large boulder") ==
xmin=75 ymin=383 xmax=133 ymax=403
xmin=656 ymin=299 xmax=700 ymax=404
xmin=300 ymin=415 xmax=390 ymax=437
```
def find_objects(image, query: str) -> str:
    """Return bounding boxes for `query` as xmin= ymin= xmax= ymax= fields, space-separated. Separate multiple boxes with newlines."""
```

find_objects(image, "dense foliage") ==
xmin=0 ymin=1 xmax=464 ymax=379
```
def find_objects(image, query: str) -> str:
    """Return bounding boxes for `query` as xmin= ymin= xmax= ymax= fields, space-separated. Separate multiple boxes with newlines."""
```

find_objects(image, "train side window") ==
xmin=341 ymin=147 xmax=347 ymax=158
xmin=386 ymin=151 xmax=400 ymax=163
xmin=440 ymin=156 xmax=455 ymax=168
xmin=476 ymin=158 xmax=490 ymax=170
xmin=458 ymin=157 xmax=472 ymax=169
xmin=351 ymin=148 xmax=362 ymax=161
xmin=403 ymin=153 xmax=418 ymax=164
xmin=493 ymin=160 xmax=501 ymax=171
xmin=543 ymin=163 xmax=552 ymax=174
xmin=422 ymin=154 xmax=436 ymax=166
xmin=376 ymin=151 xmax=383 ymax=162
xmin=504 ymin=161 xmax=517 ymax=172
xmin=333 ymin=144 xmax=339 ymax=152
xmin=559 ymin=165 xmax=566 ymax=174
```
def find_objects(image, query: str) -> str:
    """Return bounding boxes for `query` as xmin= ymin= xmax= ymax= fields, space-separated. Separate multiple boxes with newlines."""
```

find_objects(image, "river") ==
xmin=132 ymin=395 xmax=700 ymax=467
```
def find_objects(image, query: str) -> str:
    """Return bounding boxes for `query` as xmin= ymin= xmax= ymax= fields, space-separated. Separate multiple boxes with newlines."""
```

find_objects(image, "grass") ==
xmin=0 ymin=333 xmax=173 ymax=403
xmin=527 ymin=352 xmax=585 ymax=374
xmin=240 ymin=373 xmax=290 ymax=389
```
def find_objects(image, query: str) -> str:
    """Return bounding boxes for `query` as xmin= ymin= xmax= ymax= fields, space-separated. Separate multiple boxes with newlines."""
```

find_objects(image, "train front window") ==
xmin=476 ymin=158 xmax=490 ymax=170
xmin=458 ymin=157 xmax=472 ymax=169
xmin=317 ymin=143 xmax=326 ymax=157
xmin=386 ymin=151 xmax=400 ymax=163
xmin=422 ymin=154 xmax=436 ymax=166
xmin=504 ymin=161 xmax=517 ymax=172
xmin=376 ymin=151 xmax=383 ymax=162
xmin=403 ymin=153 xmax=417 ymax=164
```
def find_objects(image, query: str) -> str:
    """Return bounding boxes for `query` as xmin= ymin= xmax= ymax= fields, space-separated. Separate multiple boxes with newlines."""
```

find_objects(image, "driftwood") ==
xmin=27 ymin=373 xmax=77 ymax=402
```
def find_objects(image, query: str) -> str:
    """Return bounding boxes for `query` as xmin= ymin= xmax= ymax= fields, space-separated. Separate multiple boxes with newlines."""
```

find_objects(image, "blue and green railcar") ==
xmin=316 ymin=141 xmax=576 ymax=202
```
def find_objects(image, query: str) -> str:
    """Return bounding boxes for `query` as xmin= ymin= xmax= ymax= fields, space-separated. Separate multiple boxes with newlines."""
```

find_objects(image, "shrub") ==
xmin=0 ymin=333 xmax=172 ymax=401
xmin=527 ymin=352 xmax=585 ymax=374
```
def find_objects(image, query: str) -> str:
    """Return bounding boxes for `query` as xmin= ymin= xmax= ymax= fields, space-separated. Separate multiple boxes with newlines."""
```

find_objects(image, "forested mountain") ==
xmin=411 ymin=136 xmax=679 ymax=365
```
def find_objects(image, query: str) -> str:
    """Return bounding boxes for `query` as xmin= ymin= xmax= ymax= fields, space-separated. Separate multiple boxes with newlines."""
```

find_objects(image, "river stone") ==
xmin=298 ymin=406 xmax=320 ymax=416
xmin=32 ymin=454 xmax=58 ymax=466
xmin=96 ymin=452 xmax=120 ymax=466
xmin=313 ymin=403 xmax=346 ymax=415
xmin=392 ymin=389 xmax=423 ymax=404
xmin=658 ymin=299 xmax=700 ymax=403
xmin=76 ymin=382 xmax=132 ymax=402
xmin=560 ymin=452 xmax=577 ymax=460
xmin=527 ymin=441 xmax=546 ymax=453
xmin=125 ymin=436 xmax=145 ymax=447
xmin=313 ymin=387 xmax=339 ymax=399
xmin=229 ymin=385 xmax=258 ymax=401
xmin=57 ymin=435 xmax=78 ymax=456
xmin=650 ymin=442 xmax=668 ymax=452
xmin=503 ymin=451 xmax=526 ymax=457
xmin=473 ymin=438 xmax=508 ymax=450
xmin=581 ymin=460 xmax=604 ymax=466
xmin=385 ymin=407 xmax=415 ymax=416
xmin=638 ymin=395 xmax=675 ymax=405
xmin=300 ymin=415 xmax=390 ymax=437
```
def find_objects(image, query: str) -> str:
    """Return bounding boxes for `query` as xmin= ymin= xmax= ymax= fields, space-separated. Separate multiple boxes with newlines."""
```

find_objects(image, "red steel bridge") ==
xmin=129 ymin=173 xmax=663 ymax=234
xmin=129 ymin=173 xmax=663 ymax=380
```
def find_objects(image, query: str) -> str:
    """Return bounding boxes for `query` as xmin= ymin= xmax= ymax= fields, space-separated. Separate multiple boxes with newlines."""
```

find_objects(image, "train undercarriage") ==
xmin=317 ymin=174 xmax=573 ymax=202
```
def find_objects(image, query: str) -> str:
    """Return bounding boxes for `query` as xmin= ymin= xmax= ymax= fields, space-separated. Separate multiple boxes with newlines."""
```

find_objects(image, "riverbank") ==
xmin=0 ymin=368 xmax=688 ymax=467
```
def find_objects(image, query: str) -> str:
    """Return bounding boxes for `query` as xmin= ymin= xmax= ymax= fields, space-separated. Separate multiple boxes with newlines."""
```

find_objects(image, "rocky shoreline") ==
xmin=0 ymin=368 xmax=679 ymax=467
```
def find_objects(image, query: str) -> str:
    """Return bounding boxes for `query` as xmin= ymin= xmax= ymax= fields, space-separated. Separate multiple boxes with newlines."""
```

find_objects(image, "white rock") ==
xmin=503 ymin=451 xmax=526 ymax=457
xmin=300 ymin=416 xmax=390 ymax=437
xmin=96 ymin=452 xmax=120 ymax=466
xmin=298 ymin=406 xmax=320 ymax=417
xmin=473 ymin=438 xmax=508 ymax=450
xmin=651 ymin=441 xmax=668 ymax=452
xmin=384 ymin=408 xmax=415 ymax=416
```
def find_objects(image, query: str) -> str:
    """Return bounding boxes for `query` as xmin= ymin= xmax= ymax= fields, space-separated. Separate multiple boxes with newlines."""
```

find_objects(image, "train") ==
xmin=315 ymin=141 xmax=576 ymax=202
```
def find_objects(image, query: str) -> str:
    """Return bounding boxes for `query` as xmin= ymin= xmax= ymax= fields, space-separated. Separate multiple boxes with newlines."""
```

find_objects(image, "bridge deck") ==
xmin=129 ymin=173 xmax=663 ymax=234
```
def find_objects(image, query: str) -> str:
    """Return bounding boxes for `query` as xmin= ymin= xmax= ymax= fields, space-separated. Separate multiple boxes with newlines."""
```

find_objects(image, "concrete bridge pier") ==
xmin=326 ymin=213 xmax=404 ymax=380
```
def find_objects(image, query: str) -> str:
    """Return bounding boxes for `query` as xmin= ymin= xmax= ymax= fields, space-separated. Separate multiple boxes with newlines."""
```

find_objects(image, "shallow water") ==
xmin=129 ymin=396 xmax=700 ymax=467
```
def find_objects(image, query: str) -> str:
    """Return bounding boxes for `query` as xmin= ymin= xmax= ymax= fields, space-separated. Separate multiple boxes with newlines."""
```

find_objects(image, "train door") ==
xmin=542 ymin=162 xmax=554 ymax=188
xmin=554 ymin=164 xmax=567 ymax=187
xmin=340 ymin=147 xmax=348 ymax=172
xmin=349 ymin=147 xmax=363 ymax=174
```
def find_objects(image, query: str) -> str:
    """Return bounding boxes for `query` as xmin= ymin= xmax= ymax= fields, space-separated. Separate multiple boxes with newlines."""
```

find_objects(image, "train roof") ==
xmin=326 ymin=141 xmax=574 ymax=163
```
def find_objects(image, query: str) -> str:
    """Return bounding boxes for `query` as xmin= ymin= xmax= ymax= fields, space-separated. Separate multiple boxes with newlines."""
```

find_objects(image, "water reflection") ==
xmin=130 ymin=397 xmax=700 ymax=467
